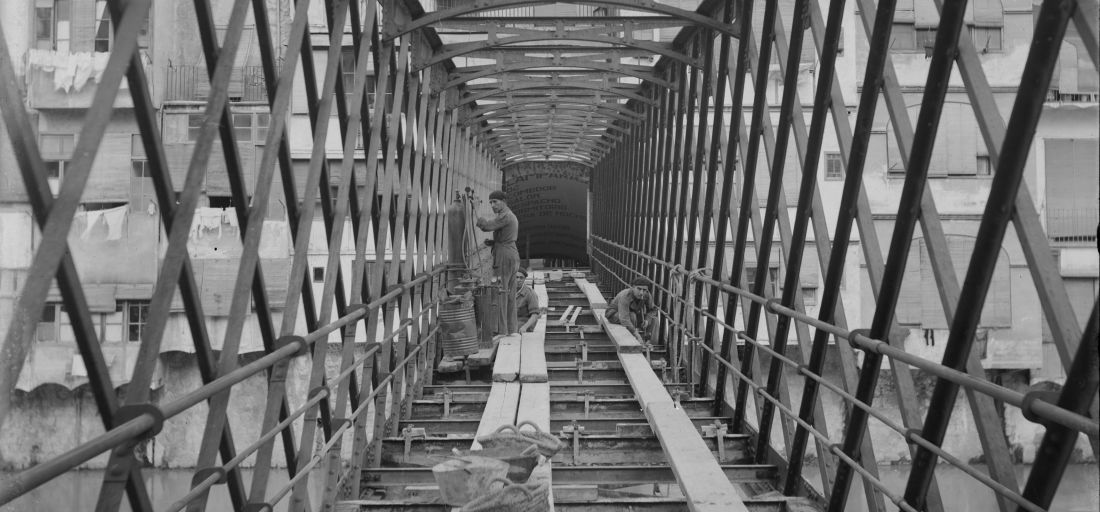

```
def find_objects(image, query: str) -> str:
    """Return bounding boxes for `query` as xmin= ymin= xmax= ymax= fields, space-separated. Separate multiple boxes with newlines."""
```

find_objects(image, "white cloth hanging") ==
xmin=101 ymin=205 xmax=128 ymax=241
xmin=81 ymin=210 xmax=104 ymax=240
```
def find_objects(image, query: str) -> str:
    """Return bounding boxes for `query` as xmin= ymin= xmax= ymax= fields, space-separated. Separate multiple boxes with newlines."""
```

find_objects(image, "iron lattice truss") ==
xmin=0 ymin=1 xmax=1097 ymax=512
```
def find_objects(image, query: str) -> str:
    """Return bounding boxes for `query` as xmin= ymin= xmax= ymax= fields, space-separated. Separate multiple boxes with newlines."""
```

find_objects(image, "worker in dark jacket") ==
xmin=476 ymin=190 xmax=521 ymax=334
xmin=515 ymin=268 xmax=543 ymax=333
xmin=604 ymin=276 xmax=657 ymax=343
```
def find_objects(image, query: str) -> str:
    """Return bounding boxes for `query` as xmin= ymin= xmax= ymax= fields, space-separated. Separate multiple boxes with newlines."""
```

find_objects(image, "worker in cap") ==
xmin=514 ymin=268 xmax=543 ymax=333
xmin=476 ymin=189 xmax=521 ymax=334
xmin=604 ymin=276 xmax=658 ymax=343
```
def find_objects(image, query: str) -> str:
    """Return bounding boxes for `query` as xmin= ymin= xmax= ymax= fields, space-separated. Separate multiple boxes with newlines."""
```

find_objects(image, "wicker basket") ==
xmin=462 ymin=477 xmax=551 ymax=512
xmin=475 ymin=421 xmax=565 ymax=459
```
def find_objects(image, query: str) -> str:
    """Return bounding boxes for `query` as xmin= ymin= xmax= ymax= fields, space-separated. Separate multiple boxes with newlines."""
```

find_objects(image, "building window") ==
xmin=41 ymin=133 xmax=75 ymax=195
xmin=969 ymin=25 xmax=1003 ymax=52
xmin=802 ymin=287 xmax=817 ymax=307
xmin=189 ymin=112 xmax=269 ymax=142
xmin=35 ymin=0 xmax=71 ymax=51
xmin=891 ymin=23 xmax=916 ymax=50
xmin=744 ymin=266 xmax=780 ymax=298
xmin=37 ymin=303 xmax=62 ymax=342
xmin=93 ymin=1 xmax=111 ymax=52
xmin=131 ymin=134 xmax=150 ymax=178
xmin=256 ymin=112 xmax=270 ymax=141
xmin=126 ymin=301 xmax=149 ymax=342
xmin=342 ymin=47 xmax=357 ymax=108
xmin=976 ymin=155 xmax=992 ymax=176
xmin=313 ymin=267 xmax=325 ymax=282
xmin=824 ymin=152 xmax=844 ymax=180
xmin=915 ymin=26 xmax=937 ymax=51
xmin=232 ymin=112 xmax=252 ymax=141
xmin=188 ymin=113 xmax=204 ymax=141
xmin=208 ymin=196 xmax=235 ymax=208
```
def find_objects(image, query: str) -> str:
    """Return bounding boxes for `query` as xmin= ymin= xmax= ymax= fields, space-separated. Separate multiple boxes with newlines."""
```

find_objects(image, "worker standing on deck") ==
xmin=477 ymin=190 xmax=521 ymax=335
xmin=604 ymin=277 xmax=658 ymax=343
xmin=515 ymin=268 xmax=543 ymax=333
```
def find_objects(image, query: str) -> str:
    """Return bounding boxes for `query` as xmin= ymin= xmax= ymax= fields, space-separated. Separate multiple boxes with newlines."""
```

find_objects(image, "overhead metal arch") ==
xmin=472 ymin=110 xmax=637 ymax=130
xmin=466 ymin=98 xmax=642 ymax=121
xmin=456 ymin=82 xmax=655 ymax=108
xmin=501 ymin=152 xmax=598 ymax=165
xmin=421 ymin=32 xmax=696 ymax=71
xmin=479 ymin=121 xmax=625 ymax=138
xmin=386 ymin=0 xmax=740 ymax=41
xmin=436 ymin=15 xmax=688 ymax=31
xmin=494 ymin=137 xmax=613 ymax=153
xmin=445 ymin=62 xmax=674 ymax=91
xmin=467 ymin=105 xmax=639 ymax=128
xmin=485 ymin=127 xmax=623 ymax=144
xmin=489 ymin=132 xmax=617 ymax=148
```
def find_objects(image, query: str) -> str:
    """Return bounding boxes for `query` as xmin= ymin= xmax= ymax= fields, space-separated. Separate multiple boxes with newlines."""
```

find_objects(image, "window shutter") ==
xmin=293 ymin=61 xmax=313 ymax=114
xmin=198 ymin=258 xmax=237 ymax=316
xmin=982 ymin=253 xmax=1012 ymax=327
xmin=895 ymin=0 xmax=916 ymax=23
xmin=895 ymin=243 xmax=922 ymax=325
xmin=972 ymin=0 xmax=1003 ymax=25
xmin=262 ymin=258 xmax=292 ymax=308
xmin=920 ymin=239 xmax=948 ymax=328
xmin=783 ymin=145 xmax=801 ymax=205
xmin=799 ymin=249 xmax=819 ymax=288
xmin=943 ymin=104 xmax=977 ymax=175
xmin=70 ymin=0 xmax=96 ymax=52
xmin=203 ymin=140 xmax=232 ymax=196
xmin=1058 ymin=43 xmax=1079 ymax=94
xmin=920 ymin=236 xmax=1013 ymax=328
xmin=915 ymin=0 xmax=939 ymax=27
xmin=85 ymin=131 xmax=131 ymax=201
xmin=886 ymin=124 xmax=908 ymax=174
xmin=164 ymin=142 xmax=193 ymax=192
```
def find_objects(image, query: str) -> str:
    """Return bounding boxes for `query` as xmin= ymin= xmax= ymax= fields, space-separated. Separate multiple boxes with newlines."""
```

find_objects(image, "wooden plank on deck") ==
xmin=599 ymin=315 xmax=645 ymax=353
xmin=492 ymin=334 xmax=522 ymax=382
xmin=646 ymin=401 xmax=751 ymax=512
xmin=573 ymin=278 xmax=608 ymax=312
xmin=472 ymin=381 xmax=522 ymax=448
xmin=619 ymin=353 xmax=672 ymax=410
xmin=517 ymin=382 xmax=551 ymax=431
xmin=519 ymin=330 xmax=548 ymax=382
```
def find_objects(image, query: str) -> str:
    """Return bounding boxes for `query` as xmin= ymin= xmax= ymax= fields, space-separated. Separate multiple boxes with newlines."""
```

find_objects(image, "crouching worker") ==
xmin=604 ymin=277 xmax=658 ymax=343
xmin=515 ymin=268 xmax=543 ymax=333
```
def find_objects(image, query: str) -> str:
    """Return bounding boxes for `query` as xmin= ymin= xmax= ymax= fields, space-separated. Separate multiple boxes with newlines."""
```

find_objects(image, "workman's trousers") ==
xmin=493 ymin=245 xmax=520 ymax=334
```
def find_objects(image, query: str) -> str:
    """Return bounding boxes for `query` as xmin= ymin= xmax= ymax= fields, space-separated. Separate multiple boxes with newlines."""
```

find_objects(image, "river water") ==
xmin=2 ymin=463 xmax=1097 ymax=511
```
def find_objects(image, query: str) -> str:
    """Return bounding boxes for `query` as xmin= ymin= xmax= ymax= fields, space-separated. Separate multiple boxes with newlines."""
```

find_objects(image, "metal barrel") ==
xmin=439 ymin=295 xmax=479 ymax=357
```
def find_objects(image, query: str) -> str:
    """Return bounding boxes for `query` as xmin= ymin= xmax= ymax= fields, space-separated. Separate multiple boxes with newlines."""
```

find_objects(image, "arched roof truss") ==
xmin=396 ymin=0 xmax=739 ymax=163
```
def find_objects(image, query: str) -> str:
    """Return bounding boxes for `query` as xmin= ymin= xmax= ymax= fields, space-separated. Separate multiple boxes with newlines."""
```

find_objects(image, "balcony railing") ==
xmin=165 ymin=65 xmax=266 ymax=102
xmin=1047 ymin=207 xmax=1099 ymax=242
xmin=1045 ymin=88 xmax=1100 ymax=103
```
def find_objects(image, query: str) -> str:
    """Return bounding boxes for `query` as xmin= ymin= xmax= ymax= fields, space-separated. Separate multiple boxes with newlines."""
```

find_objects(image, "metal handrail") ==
xmin=0 ymin=268 xmax=441 ymax=505
xmin=590 ymin=236 xmax=1099 ymax=436
xmin=164 ymin=301 xmax=441 ymax=511
xmin=589 ymin=240 xmax=1082 ymax=511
